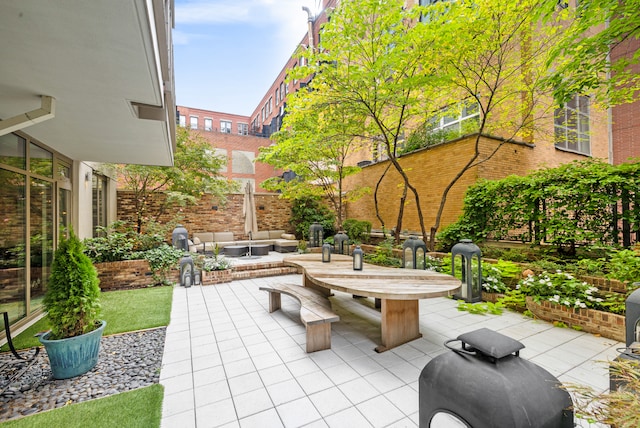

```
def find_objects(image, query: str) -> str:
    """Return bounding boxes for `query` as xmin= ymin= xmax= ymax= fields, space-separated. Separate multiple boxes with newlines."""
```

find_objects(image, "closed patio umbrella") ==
xmin=243 ymin=182 xmax=259 ymax=258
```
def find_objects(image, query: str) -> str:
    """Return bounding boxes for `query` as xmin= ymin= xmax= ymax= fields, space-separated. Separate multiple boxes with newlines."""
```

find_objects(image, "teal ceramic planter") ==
xmin=39 ymin=320 xmax=106 ymax=379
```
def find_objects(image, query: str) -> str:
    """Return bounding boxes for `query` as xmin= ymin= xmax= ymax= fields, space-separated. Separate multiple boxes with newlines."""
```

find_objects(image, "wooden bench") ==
xmin=259 ymin=283 xmax=339 ymax=352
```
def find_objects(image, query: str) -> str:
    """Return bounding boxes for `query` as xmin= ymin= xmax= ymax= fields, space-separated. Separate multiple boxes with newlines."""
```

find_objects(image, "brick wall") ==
xmin=118 ymin=191 xmax=294 ymax=239
xmin=344 ymin=136 xmax=534 ymax=234
xmin=611 ymin=37 xmax=640 ymax=165
xmin=526 ymin=296 xmax=625 ymax=342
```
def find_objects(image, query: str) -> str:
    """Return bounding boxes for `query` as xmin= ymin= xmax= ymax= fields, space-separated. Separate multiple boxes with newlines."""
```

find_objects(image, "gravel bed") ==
xmin=0 ymin=328 xmax=166 ymax=422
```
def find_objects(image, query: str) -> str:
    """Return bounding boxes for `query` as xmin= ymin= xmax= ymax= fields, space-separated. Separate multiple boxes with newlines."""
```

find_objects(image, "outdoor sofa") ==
xmin=189 ymin=230 xmax=299 ymax=254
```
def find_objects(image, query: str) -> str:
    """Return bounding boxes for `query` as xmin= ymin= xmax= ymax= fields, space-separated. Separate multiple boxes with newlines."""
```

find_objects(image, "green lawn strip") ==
xmin=0 ymin=384 xmax=164 ymax=428
xmin=1 ymin=286 xmax=173 ymax=351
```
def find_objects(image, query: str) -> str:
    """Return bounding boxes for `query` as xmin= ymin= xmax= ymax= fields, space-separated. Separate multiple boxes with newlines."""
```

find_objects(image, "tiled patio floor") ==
xmin=160 ymin=254 xmax=622 ymax=428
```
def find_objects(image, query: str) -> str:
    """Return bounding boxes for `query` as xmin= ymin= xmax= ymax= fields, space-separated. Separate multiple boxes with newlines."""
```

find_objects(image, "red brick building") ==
xmin=176 ymin=106 xmax=280 ymax=192
xmin=611 ymin=37 xmax=640 ymax=165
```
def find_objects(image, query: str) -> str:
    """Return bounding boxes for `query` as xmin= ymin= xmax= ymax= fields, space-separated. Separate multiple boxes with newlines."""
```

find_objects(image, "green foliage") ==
xmin=567 ymin=358 xmax=640 ymax=427
xmin=436 ymin=221 xmax=483 ymax=252
xmin=132 ymin=244 xmax=183 ymax=286
xmin=457 ymin=301 xmax=504 ymax=315
xmin=364 ymin=238 xmax=402 ymax=267
xmin=83 ymin=220 xmax=171 ymax=263
xmin=1 ymin=384 xmax=164 ymax=428
xmin=539 ymin=0 xmax=640 ymax=107
xmin=290 ymin=196 xmax=336 ymax=240
xmin=117 ymin=126 xmax=238 ymax=233
xmin=512 ymin=270 xmax=626 ymax=314
xmin=43 ymin=230 xmax=101 ymax=339
xmin=443 ymin=159 xmax=640 ymax=253
xmin=607 ymin=249 xmax=640 ymax=283
xmin=194 ymin=251 xmax=233 ymax=272
xmin=2 ymin=286 xmax=172 ymax=351
xmin=342 ymin=219 xmax=372 ymax=244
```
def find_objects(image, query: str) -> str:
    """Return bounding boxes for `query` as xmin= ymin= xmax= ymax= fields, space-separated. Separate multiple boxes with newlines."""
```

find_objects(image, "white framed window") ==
xmin=554 ymin=94 xmax=590 ymax=156
xmin=429 ymin=100 xmax=480 ymax=135
xmin=189 ymin=116 xmax=198 ymax=130
xmin=275 ymin=89 xmax=280 ymax=105
xmin=204 ymin=118 xmax=213 ymax=132
xmin=179 ymin=115 xmax=186 ymax=127
xmin=220 ymin=120 xmax=232 ymax=134
xmin=238 ymin=123 xmax=248 ymax=135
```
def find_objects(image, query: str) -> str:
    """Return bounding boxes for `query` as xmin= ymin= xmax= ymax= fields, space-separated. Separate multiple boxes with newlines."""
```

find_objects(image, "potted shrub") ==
xmin=39 ymin=230 xmax=105 ymax=379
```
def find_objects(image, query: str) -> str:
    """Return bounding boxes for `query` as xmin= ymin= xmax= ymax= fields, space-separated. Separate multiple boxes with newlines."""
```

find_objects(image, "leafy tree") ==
xmin=539 ymin=0 xmax=640 ymax=107
xmin=290 ymin=0 xmax=440 ymax=243
xmin=418 ymin=0 xmax=566 ymax=250
xmin=116 ymin=126 xmax=237 ymax=233
xmin=258 ymin=98 xmax=365 ymax=230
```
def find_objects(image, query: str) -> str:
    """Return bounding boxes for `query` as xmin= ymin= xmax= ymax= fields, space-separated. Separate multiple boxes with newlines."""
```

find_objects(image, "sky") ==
xmin=174 ymin=0 xmax=321 ymax=117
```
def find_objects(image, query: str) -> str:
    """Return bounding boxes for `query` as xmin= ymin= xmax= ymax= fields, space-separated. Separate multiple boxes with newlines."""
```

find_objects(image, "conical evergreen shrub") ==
xmin=43 ymin=230 xmax=101 ymax=339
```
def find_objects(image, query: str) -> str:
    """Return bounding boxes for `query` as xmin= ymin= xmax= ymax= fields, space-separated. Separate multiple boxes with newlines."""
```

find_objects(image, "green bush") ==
xmin=364 ymin=238 xmax=402 ymax=267
xmin=132 ymin=244 xmax=183 ymax=286
xmin=44 ymin=230 xmax=101 ymax=339
xmin=507 ymin=270 xmax=626 ymax=314
xmin=342 ymin=218 xmax=372 ymax=244
xmin=290 ymin=196 xmax=336 ymax=240
xmin=607 ymin=249 xmax=640 ymax=283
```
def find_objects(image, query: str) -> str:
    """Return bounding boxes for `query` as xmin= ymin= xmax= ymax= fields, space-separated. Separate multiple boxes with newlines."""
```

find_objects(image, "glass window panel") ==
xmin=29 ymin=143 xmax=53 ymax=178
xmin=29 ymin=178 xmax=53 ymax=313
xmin=59 ymin=188 xmax=71 ymax=240
xmin=0 ymin=133 xmax=26 ymax=169
xmin=0 ymin=169 xmax=27 ymax=326
xmin=92 ymin=175 xmax=108 ymax=237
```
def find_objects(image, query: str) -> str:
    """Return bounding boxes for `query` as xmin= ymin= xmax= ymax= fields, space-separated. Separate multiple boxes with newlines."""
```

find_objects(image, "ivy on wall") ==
xmin=438 ymin=159 xmax=640 ymax=252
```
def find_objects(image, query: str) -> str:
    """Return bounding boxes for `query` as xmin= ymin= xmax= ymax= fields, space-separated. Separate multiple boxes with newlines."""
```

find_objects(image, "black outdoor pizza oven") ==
xmin=419 ymin=328 xmax=573 ymax=428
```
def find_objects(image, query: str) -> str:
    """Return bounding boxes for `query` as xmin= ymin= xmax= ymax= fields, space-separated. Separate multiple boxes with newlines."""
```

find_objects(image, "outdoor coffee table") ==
xmin=224 ymin=245 xmax=248 ymax=257
xmin=248 ymin=244 xmax=270 ymax=256
xmin=283 ymin=253 xmax=461 ymax=352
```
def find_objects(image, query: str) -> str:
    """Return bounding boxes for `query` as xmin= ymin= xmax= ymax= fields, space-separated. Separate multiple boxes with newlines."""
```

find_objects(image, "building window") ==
xmin=204 ymin=118 xmax=213 ymax=132
xmin=220 ymin=120 xmax=232 ymax=134
xmin=554 ymin=95 xmax=590 ymax=155
xmin=275 ymin=89 xmax=279 ymax=105
xmin=179 ymin=115 xmax=186 ymax=127
xmin=429 ymin=100 xmax=480 ymax=135
xmin=92 ymin=174 xmax=108 ymax=237
xmin=190 ymin=116 xmax=198 ymax=130
xmin=238 ymin=123 xmax=248 ymax=135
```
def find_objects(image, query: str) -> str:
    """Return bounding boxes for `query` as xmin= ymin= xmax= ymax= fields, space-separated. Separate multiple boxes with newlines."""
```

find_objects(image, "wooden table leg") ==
xmin=376 ymin=299 xmax=422 ymax=353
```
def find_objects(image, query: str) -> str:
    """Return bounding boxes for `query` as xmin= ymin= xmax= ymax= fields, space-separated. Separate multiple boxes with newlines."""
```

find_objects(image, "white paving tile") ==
xmin=161 ymin=278 xmax=623 ymax=428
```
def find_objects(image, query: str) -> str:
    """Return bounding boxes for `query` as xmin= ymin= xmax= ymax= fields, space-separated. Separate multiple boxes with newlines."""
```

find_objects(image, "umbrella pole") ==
xmin=249 ymin=231 xmax=252 ymax=257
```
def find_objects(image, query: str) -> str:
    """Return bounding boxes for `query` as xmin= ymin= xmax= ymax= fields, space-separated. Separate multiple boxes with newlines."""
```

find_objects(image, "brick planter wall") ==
xmin=201 ymin=269 xmax=232 ymax=285
xmin=95 ymin=260 xmax=179 ymax=290
xmin=525 ymin=296 xmax=625 ymax=342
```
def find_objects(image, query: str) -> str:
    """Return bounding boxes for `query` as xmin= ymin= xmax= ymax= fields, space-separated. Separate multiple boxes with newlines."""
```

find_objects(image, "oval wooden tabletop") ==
xmin=283 ymin=253 xmax=461 ymax=300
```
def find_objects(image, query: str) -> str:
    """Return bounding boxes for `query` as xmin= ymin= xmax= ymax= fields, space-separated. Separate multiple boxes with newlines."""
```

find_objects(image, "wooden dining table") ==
xmin=283 ymin=253 xmax=461 ymax=352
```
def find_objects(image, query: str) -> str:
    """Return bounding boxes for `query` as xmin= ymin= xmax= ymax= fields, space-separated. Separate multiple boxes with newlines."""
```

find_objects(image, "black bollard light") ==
xmin=352 ymin=246 xmax=363 ymax=271
xmin=334 ymin=231 xmax=349 ymax=255
xmin=309 ymin=222 xmax=324 ymax=247
xmin=322 ymin=242 xmax=332 ymax=263
xmin=402 ymin=235 xmax=427 ymax=269
xmin=451 ymin=239 xmax=482 ymax=303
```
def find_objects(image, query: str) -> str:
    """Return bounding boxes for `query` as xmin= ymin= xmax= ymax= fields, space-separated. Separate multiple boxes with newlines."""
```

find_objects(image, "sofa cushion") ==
xmin=193 ymin=232 xmax=214 ymax=243
xmin=193 ymin=236 xmax=201 ymax=245
xmin=281 ymin=233 xmax=296 ymax=240
xmin=213 ymin=232 xmax=234 ymax=242
xmin=253 ymin=231 xmax=270 ymax=240
xmin=269 ymin=230 xmax=286 ymax=239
